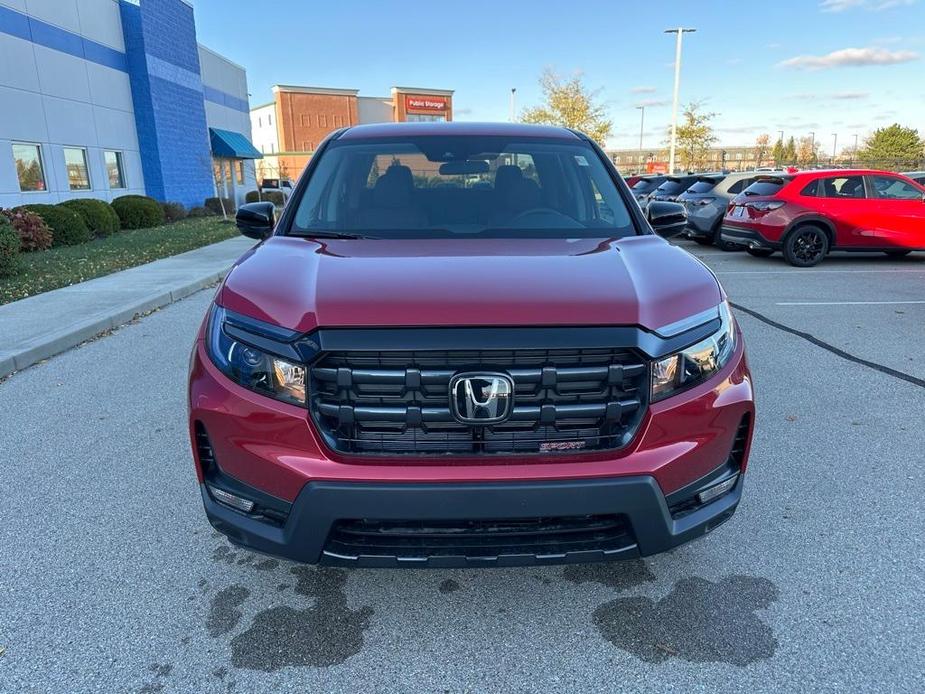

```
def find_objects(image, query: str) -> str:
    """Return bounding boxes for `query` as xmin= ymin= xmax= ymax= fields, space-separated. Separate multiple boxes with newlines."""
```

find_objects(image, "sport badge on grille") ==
xmin=449 ymin=372 xmax=514 ymax=425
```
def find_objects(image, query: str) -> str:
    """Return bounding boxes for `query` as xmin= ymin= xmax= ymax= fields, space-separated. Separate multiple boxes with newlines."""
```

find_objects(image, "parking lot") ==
xmin=1 ymin=242 xmax=923 ymax=693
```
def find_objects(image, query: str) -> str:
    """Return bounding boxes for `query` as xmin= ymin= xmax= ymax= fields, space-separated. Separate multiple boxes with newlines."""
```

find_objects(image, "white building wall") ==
xmin=0 ymin=0 xmax=145 ymax=208
xmin=249 ymin=104 xmax=278 ymax=156
xmin=357 ymin=96 xmax=393 ymax=124
xmin=198 ymin=44 xmax=259 ymax=206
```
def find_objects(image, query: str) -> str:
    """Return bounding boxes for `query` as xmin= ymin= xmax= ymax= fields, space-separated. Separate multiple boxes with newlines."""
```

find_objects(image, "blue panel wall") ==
xmin=119 ymin=0 xmax=214 ymax=207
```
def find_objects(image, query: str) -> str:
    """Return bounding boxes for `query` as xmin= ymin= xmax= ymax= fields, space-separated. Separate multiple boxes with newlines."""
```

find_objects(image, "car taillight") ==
xmin=746 ymin=201 xmax=785 ymax=211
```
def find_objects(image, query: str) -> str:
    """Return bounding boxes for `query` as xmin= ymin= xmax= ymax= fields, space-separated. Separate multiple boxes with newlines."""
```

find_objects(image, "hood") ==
xmin=219 ymin=235 xmax=721 ymax=333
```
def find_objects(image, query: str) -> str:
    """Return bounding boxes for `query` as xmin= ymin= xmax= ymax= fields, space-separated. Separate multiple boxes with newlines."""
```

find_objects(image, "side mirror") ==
xmin=235 ymin=202 xmax=275 ymax=240
xmin=647 ymin=201 xmax=687 ymax=239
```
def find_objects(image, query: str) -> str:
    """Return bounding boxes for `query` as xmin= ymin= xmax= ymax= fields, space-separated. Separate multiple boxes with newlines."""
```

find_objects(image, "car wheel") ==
xmin=746 ymin=248 xmax=775 ymax=258
xmin=711 ymin=225 xmax=742 ymax=252
xmin=783 ymin=226 xmax=829 ymax=267
xmin=693 ymin=237 xmax=713 ymax=246
xmin=884 ymin=250 xmax=912 ymax=257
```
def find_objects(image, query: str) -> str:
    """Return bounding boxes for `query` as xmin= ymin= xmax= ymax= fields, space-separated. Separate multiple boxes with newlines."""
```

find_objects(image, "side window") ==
xmin=819 ymin=176 xmax=865 ymax=199
xmin=869 ymin=176 xmax=921 ymax=200
xmin=800 ymin=180 xmax=819 ymax=197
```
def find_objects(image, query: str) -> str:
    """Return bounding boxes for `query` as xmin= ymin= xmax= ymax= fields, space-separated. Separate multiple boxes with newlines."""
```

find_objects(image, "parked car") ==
xmin=648 ymin=174 xmax=704 ymax=205
xmin=629 ymin=174 xmax=667 ymax=210
xmin=721 ymin=169 xmax=925 ymax=266
xmin=259 ymin=177 xmax=295 ymax=202
xmin=679 ymin=171 xmax=777 ymax=250
xmin=902 ymin=171 xmax=925 ymax=186
xmin=189 ymin=122 xmax=755 ymax=567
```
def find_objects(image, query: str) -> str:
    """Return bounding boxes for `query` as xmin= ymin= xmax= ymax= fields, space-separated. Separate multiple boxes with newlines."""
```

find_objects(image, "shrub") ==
xmin=16 ymin=204 xmax=91 ymax=246
xmin=0 ymin=215 xmax=21 ymax=277
xmin=111 ymin=195 xmax=165 ymax=229
xmin=188 ymin=206 xmax=214 ymax=218
xmin=1 ymin=208 xmax=53 ymax=252
xmin=60 ymin=199 xmax=120 ymax=237
xmin=161 ymin=202 xmax=188 ymax=223
xmin=245 ymin=190 xmax=285 ymax=206
xmin=204 ymin=197 xmax=236 ymax=215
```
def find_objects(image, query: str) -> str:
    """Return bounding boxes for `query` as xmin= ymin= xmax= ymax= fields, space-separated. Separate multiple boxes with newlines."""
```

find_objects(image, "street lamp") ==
xmin=509 ymin=88 xmax=516 ymax=122
xmin=635 ymin=105 xmax=646 ymax=152
xmin=809 ymin=131 xmax=815 ymax=165
xmin=832 ymin=133 xmax=838 ymax=161
xmin=665 ymin=27 xmax=696 ymax=174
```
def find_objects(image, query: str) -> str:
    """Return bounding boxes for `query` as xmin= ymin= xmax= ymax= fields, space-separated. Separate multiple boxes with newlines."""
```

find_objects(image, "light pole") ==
xmin=809 ymin=131 xmax=815 ymax=165
xmin=636 ymin=105 xmax=646 ymax=152
xmin=665 ymin=27 xmax=696 ymax=173
xmin=509 ymin=88 xmax=516 ymax=122
xmin=853 ymin=133 xmax=859 ymax=161
xmin=832 ymin=133 xmax=838 ymax=161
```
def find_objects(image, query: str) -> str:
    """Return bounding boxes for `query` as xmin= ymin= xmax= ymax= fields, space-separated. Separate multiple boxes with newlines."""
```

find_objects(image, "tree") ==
xmin=521 ymin=69 xmax=613 ymax=145
xmin=858 ymin=124 xmax=924 ymax=166
xmin=772 ymin=138 xmax=784 ymax=166
xmin=778 ymin=136 xmax=797 ymax=166
xmin=795 ymin=136 xmax=821 ymax=166
xmin=753 ymin=134 xmax=771 ymax=168
xmin=669 ymin=101 xmax=717 ymax=172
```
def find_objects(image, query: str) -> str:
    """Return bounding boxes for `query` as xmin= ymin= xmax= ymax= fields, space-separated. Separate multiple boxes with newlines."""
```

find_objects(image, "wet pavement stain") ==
xmin=212 ymin=545 xmax=238 ymax=565
xmin=229 ymin=567 xmax=373 ymax=671
xmin=561 ymin=559 xmax=656 ymax=591
xmin=593 ymin=575 xmax=778 ymax=666
xmin=439 ymin=579 xmax=461 ymax=593
xmin=253 ymin=558 xmax=279 ymax=571
xmin=208 ymin=585 xmax=250 ymax=637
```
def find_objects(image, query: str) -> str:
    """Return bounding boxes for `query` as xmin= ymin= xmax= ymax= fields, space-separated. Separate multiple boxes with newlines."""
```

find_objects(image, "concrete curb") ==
xmin=0 ymin=236 xmax=254 ymax=379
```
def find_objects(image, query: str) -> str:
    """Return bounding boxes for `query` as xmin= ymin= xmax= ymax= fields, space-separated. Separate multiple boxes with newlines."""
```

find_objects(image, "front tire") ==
xmin=746 ymin=248 xmax=775 ymax=258
xmin=783 ymin=226 xmax=829 ymax=267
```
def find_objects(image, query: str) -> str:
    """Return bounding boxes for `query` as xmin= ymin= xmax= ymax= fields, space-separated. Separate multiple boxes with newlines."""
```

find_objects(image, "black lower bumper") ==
xmin=202 ymin=472 xmax=742 ymax=568
xmin=720 ymin=226 xmax=779 ymax=249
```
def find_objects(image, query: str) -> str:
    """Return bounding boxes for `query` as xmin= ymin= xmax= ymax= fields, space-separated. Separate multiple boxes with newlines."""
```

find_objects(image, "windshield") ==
xmin=290 ymin=136 xmax=635 ymax=238
xmin=654 ymin=178 xmax=692 ymax=195
xmin=631 ymin=177 xmax=663 ymax=193
xmin=685 ymin=179 xmax=721 ymax=194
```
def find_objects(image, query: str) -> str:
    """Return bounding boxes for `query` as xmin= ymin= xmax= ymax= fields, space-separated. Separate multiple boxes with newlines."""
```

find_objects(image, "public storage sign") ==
xmin=405 ymin=96 xmax=447 ymax=112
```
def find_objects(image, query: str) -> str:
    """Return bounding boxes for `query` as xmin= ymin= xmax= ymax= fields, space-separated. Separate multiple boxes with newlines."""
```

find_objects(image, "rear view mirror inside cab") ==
xmin=438 ymin=160 xmax=490 ymax=176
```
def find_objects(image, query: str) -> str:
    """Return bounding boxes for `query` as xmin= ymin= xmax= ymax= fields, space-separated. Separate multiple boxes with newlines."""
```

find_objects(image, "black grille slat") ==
xmin=325 ymin=515 xmax=636 ymax=559
xmin=310 ymin=346 xmax=648 ymax=456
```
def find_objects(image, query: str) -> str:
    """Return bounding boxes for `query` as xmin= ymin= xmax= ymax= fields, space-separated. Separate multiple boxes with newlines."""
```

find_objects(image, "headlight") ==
xmin=205 ymin=306 xmax=307 ymax=407
xmin=651 ymin=302 xmax=736 ymax=402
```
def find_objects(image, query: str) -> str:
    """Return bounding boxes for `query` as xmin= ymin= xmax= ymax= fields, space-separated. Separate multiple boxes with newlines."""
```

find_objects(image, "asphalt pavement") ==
xmin=1 ymin=242 xmax=923 ymax=693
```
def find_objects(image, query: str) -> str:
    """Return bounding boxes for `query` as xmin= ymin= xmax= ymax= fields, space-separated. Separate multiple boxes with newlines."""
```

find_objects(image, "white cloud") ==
xmin=779 ymin=47 xmax=919 ymax=69
xmin=820 ymin=0 xmax=916 ymax=11
xmin=630 ymin=86 xmax=657 ymax=94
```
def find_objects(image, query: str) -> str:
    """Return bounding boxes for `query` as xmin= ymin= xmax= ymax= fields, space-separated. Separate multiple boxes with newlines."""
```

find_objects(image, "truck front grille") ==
xmin=309 ymin=347 xmax=648 ymax=456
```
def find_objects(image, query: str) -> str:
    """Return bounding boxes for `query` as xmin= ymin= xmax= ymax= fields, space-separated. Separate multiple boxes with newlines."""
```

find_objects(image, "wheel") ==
xmin=692 ymin=237 xmax=713 ymax=246
xmin=747 ymin=248 xmax=775 ymax=258
xmin=884 ymin=250 xmax=912 ymax=257
xmin=783 ymin=226 xmax=829 ymax=267
xmin=711 ymin=225 xmax=743 ymax=251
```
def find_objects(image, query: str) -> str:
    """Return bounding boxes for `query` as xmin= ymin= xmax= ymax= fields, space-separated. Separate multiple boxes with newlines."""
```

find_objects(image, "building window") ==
xmin=12 ymin=143 xmax=46 ymax=192
xmin=270 ymin=143 xmax=275 ymax=154
xmin=104 ymin=150 xmax=126 ymax=189
xmin=268 ymin=114 xmax=272 ymax=126
xmin=235 ymin=160 xmax=245 ymax=185
xmin=63 ymin=147 xmax=91 ymax=190
xmin=319 ymin=114 xmax=327 ymax=127
xmin=300 ymin=114 xmax=309 ymax=127
xmin=406 ymin=113 xmax=447 ymax=123
xmin=258 ymin=117 xmax=262 ymax=128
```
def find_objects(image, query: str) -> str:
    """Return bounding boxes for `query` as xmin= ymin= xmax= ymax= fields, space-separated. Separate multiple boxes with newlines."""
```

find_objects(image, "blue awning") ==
xmin=209 ymin=128 xmax=263 ymax=159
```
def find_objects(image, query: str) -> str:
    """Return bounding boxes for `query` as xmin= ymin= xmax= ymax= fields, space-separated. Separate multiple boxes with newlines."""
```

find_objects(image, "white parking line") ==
xmin=776 ymin=300 xmax=925 ymax=306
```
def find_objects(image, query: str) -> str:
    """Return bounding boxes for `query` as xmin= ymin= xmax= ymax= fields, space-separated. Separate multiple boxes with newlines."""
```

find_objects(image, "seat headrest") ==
xmin=373 ymin=165 xmax=414 ymax=207
xmin=494 ymin=165 xmax=523 ymax=193
xmin=509 ymin=178 xmax=541 ymax=210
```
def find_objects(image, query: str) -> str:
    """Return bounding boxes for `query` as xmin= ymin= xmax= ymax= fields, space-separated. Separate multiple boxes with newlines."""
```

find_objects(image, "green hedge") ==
xmin=0 ymin=215 xmax=20 ymax=277
xmin=204 ymin=197 xmax=236 ymax=215
xmin=60 ymin=199 xmax=120 ymax=237
xmin=188 ymin=206 xmax=215 ymax=218
xmin=16 ymin=204 xmax=91 ymax=246
xmin=161 ymin=202 xmax=188 ymax=223
xmin=111 ymin=195 xmax=166 ymax=229
xmin=245 ymin=190 xmax=285 ymax=206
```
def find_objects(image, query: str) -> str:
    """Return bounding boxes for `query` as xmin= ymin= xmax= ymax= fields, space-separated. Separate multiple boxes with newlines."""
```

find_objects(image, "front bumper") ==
xmin=203 ymin=471 xmax=743 ymax=567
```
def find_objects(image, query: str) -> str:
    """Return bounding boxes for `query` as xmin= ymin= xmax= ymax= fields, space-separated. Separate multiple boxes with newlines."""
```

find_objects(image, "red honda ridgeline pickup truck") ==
xmin=188 ymin=122 xmax=755 ymax=568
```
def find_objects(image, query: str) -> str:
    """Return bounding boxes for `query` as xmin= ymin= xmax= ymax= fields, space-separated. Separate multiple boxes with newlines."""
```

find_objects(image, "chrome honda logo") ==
xmin=449 ymin=373 xmax=514 ymax=424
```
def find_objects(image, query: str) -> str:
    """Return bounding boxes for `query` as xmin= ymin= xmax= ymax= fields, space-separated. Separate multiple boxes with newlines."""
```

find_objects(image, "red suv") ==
xmin=188 ymin=122 xmax=755 ymax=567
xmin=721 ymin=169 xmax=925 ymax=266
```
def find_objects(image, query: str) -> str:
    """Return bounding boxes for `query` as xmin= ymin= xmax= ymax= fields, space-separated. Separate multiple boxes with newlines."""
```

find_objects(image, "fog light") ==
xmin=207 ymin=484 xmax=255 ymax=513
xmin=696 ymin=474 xmax=739 ymax=505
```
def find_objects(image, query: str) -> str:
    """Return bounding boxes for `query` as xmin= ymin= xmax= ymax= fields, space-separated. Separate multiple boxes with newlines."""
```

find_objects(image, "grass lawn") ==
xmin=0 ymin=217 xmax=238 ymax=305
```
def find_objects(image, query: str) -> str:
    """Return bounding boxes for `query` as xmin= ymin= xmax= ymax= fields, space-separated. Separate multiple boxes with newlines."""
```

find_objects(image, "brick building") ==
xmin=606 ymin=146 xmax=768 ymax=175
xmin=250 ymin=85 xmax=454 ymax=183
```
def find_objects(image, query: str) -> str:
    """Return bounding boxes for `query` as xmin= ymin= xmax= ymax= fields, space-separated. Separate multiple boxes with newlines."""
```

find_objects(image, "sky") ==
xmin=192 ymin=0 xmax=925 ymax=152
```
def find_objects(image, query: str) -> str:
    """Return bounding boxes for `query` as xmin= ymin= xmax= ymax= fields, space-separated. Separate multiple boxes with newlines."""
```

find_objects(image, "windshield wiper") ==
xmin=289 ymin=231 xmax=376 ymax=239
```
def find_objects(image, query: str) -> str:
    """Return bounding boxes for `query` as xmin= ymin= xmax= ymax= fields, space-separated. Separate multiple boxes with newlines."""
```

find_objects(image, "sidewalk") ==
xmin=0 ymin=236 xmax=255 ymax=378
